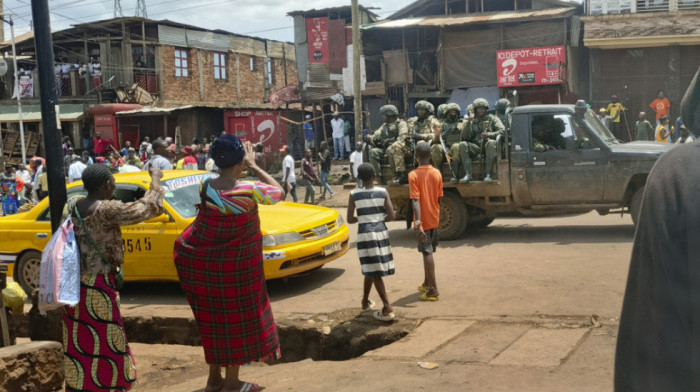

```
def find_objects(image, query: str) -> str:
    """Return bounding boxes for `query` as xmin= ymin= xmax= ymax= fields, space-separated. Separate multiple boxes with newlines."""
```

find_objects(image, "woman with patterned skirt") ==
xmin=64 ymin=164 xmax=164 ymax=391
xmin=174 ymin=135 xmax=283 ymax=392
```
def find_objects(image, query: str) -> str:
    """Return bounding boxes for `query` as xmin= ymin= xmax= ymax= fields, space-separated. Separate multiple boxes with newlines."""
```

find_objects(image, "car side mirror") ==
xmin=565 ymin=137 xmax=577 ymax=150
xmin=145 ymin=214 xmax=170 ymax=223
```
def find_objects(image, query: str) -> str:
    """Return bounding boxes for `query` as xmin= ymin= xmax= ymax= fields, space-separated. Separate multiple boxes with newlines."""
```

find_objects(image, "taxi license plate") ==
xmin=322 ymin=242 xmax=341 ymax=256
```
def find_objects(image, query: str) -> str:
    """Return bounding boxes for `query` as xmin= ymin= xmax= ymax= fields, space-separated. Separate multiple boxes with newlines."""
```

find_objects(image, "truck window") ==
xmin=530 ymin=115 xmax=567 ymax=151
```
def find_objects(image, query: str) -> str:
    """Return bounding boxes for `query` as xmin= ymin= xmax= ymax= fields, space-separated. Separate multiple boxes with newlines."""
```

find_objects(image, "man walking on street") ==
xmin=635 ymin=112 xmax=653 ymax=141
xmin=410 ymin=141 xmax=443 ymax=301
xmin=300 ymin=149 xmax=319 ymax=204
xmin=318 ymin=141 xmax=335 ymax=199
xmin=331 ymin=111 xmax=345 ymax=160
xmin=281 ymin=145 xmax=298 ymax=202
xmin=143 ymin=139 xmax=173 ymax=171
xmin=649 ymin=90 xmax=671 ymax=124
xmin=303 ymin=114 xmax=314 ymax=151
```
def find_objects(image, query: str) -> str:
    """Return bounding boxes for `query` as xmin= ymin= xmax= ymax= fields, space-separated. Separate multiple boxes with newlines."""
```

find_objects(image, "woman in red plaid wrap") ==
xmin=174 ymin=135 xmax=283 ymax=392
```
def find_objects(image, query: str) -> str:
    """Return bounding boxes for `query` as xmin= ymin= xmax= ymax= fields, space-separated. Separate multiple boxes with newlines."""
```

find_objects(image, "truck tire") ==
xmin=630 ymin=187 xmax=644 ymax=226
xmin=439 ymin=194 xmax=468 ymax=240
xmin=472 ymin=216 xmax=495 ymax=228
xmin=16 ymin=251 xmax=41 ymax=295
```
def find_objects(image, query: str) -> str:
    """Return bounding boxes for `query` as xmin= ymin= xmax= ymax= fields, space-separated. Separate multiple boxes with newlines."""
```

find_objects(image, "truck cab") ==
xmin=387 ymin=102 xmax=671 ymax=240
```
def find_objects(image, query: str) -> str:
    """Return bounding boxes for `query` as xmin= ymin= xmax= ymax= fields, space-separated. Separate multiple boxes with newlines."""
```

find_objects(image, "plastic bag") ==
xmin=2 ymin=281 xmax=27 ymax=315
xmin=58 ymin=227 xmax=80 ymax=306
xmin=39 ymin=216 xmax=80 ymax=310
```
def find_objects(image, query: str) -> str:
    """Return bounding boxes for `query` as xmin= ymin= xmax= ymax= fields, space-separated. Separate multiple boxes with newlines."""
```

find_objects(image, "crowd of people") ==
xmin=0 ymin=132 xmax=229 ymax=216
xmin=597 ymin=89 xmax=694 ymax=144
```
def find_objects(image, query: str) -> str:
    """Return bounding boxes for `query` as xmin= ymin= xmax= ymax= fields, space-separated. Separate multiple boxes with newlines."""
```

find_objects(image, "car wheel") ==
xmin=630 ymin=187 xmax=644 ymax=226
xmin=17 ymin=251 xmax=41 ymax=295
xmin=438 ymin=194 xmax=468 ymax=241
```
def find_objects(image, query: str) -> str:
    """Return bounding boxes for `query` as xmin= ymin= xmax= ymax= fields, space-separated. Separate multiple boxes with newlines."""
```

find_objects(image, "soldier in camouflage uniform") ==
xmin=366 ymin=104 xmax=410 ymax=184
xmin=495 ymin=98 xmax=511 ymax=130
xmin=409 ymin=100 xmax=441 ymax=144
xmin=436 ymin=103 xmax=448 ymax=122
xmin=430 ymin=103 xmax=471 ymax=181
xmin=464 ymin=98 xmax=505 ymax=182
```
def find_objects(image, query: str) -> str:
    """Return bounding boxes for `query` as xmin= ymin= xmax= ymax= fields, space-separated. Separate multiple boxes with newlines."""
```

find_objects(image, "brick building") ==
xmin=0 ymin=17 xmax=300 ymax=162
xmin=582 ymin=0 xmax=700 ymax=137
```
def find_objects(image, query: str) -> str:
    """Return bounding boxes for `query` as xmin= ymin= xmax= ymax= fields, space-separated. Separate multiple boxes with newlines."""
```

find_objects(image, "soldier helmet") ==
xmin=415 ymin=100 xmax=434 ymax=114
xmin=437 ymin=103 xmax=448 ymax=118
xmin=473 ymin=98 xmax=489 ymax=110
xmin=495 ymin=98 xmax=511 ymax=114
xmin=446 ymin=102 xmax=461 ymax=116
xmin=379 ymin=104 xmax=399 ymax=117
xmin=467 ymin=104 xmax=474 ymax=113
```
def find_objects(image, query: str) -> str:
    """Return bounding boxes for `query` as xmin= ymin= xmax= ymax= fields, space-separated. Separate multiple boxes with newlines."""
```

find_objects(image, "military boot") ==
xmin=459 ymin=156 xmax=472 ymax=183
xmin=484 ymin=159 xmax=495 ymax=182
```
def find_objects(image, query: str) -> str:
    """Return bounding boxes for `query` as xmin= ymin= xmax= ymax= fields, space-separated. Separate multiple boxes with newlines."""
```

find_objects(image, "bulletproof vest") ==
xmin=413 ymin=116 xmax=434 ymax=135
xmin=379 ymin=121 xmax=401 ymax=146
xmin=442 ymin=117 xmax=463 ymax=146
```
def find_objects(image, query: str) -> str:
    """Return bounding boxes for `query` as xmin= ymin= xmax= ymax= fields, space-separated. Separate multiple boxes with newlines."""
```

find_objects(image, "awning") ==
xmin=114 ymin=105 xmax=195 ymax=117
xmin=363 ymin=7 xmax=576 ymax=30
xmin=0 ymin=103 xmax=85 ymax=123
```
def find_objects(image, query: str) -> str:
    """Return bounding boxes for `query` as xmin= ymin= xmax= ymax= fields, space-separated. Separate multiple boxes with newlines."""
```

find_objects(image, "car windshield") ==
xmin=582 ymin=109 xmax=619 ymax=145
xmin=162 ymin=173 xmax=216 ymax=219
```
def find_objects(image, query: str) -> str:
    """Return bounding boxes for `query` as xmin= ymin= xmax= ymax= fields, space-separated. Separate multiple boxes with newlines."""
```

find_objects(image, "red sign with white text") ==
xmin=306 ymin=17 xmax=329 ymax=65
xmin=223 ymin=110 xmax=287 ymax=154
xmin=496 ymin=46 xmax=566 ymax=87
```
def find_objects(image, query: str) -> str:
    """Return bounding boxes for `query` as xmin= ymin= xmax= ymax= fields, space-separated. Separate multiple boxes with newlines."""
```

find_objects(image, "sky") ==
xmin=1 ymin=0 xmax=418 ymax=42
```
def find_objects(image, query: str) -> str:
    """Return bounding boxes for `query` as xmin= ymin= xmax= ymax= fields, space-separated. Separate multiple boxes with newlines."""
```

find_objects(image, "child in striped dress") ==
xmin=347 ymin=163 xmax=397 ymax=322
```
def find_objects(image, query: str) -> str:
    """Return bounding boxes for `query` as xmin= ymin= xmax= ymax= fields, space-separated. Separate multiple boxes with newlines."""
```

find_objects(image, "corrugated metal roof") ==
xmin=364 ymin=7 xmax=576 ymax=29
xmin=0 ymin=104 xmax=85 ymax=123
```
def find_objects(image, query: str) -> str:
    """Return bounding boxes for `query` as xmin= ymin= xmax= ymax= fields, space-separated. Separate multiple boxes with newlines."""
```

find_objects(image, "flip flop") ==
xmin=373 ymin=310 xmax=396 ymax=322
xmin=417 ymin=284 xmax=428 ymax=292
xmin=239 ymin=382 xmax=264 ymax=392
xmin=362 ymin=299 xmax=376 ymax=313
xmin=420 ymin=292 xmax=439 ymax=301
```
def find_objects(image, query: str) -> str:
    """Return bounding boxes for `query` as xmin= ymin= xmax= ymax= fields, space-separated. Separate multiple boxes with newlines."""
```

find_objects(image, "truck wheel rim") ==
xmin=22 ymin=256 xmax=41 ymax=291
xmin=440 ymin=204 xmax=453 ymax=231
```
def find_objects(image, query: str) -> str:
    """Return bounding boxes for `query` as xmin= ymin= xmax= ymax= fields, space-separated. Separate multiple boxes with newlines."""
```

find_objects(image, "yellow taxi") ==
xmin=0 ymin=170 xmax=350 ymax=294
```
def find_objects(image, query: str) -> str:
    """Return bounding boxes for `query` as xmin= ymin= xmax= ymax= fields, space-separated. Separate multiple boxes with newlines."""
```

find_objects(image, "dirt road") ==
xmin=115 ymin=210 xmax=634 ymax=391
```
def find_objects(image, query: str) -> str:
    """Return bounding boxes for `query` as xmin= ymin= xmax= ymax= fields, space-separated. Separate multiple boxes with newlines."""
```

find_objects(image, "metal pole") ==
xmin=351 ymin=0 xmax=363 ymax=145
xmin=31 ymin=0 xmax=66 ymax=233
xmin=8 ymin=15 xmax=27 ymax=165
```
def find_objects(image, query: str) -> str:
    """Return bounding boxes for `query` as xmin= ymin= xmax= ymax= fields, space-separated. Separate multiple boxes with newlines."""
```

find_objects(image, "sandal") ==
xmin=420 ymin=292 xmax=439 ymax=301
xmin=362 ymin=299 xmax=376 ymax=313
xmin=373 ymin=310 xmax=396 ymax=322
xmin=417 ymin=284 xmax=428 ymax=292
xmin=239 ymin=382 xmax=264 ymax=392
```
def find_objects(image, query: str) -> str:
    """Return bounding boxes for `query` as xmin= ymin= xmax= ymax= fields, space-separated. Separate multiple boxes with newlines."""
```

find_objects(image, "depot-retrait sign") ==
xmin=496 ymin=46 xmax=566 ymax=87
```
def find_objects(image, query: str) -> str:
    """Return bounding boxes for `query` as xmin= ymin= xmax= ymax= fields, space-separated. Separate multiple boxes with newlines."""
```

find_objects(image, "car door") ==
xmin=525 ymin=113 xmax=606 ymax=204
xmin=115 ymin=184 xmax=180 ymax=280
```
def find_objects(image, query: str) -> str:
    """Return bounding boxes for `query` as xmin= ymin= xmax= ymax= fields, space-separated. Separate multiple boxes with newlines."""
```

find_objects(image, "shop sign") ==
xmin=306 ymin=17 xmax=329 ymax=65
xmin=496 ymin=46 xmax=566 ymax=88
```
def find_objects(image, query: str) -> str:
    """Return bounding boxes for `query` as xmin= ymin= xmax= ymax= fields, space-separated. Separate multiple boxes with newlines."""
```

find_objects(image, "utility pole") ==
xmin=31 ymin=0 xmax=66 ymax=233
xmin=351 ymin=0 xmax=363 ymax=144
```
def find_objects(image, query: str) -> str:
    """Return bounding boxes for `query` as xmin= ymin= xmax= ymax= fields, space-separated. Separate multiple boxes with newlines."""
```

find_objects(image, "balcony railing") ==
xmin=134 ymin=71 xmax=158 ymax=95
xmin=637 ymin=0 xmax=670 ymax=12
xmin=678 ymin=0 xmax=700 ymax=10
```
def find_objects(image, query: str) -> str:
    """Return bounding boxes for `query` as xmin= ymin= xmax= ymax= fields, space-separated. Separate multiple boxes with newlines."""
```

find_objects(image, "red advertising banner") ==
xmin=269 ymin=84 xmax=300 ymax=109
xmin=496 ymin=46 xmax=566 ymax=87
xmin=223 ymin=110 xmax=287 ymax=154
xmin=306 ymin=17 xmax=329 ymax=65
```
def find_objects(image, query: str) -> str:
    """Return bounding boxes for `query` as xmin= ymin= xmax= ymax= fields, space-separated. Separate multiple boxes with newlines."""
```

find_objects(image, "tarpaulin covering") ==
xmin=442 ymin=21 xmax=565 ymax=89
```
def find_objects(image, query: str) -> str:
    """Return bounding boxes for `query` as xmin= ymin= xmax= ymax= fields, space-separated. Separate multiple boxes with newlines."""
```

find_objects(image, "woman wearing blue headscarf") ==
xmin=174 ymin=135 xmax=283 ymax=392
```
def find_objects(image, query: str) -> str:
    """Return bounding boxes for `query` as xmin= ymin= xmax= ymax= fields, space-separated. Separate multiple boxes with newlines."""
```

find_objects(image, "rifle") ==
xmin=439 ymin=132 xmax=457 ymax=179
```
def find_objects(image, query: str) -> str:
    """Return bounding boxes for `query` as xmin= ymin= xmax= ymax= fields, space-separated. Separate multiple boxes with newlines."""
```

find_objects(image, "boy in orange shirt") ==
xmin=409 ymin=141 xmax=444 ymax=301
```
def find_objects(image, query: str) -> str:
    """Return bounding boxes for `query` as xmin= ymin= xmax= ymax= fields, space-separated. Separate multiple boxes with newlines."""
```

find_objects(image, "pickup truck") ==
xmin=387 ymin=101 xmax=672 ymax=240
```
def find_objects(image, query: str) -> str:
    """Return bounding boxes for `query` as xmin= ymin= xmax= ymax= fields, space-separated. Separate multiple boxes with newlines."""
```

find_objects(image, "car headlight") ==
xmin=262 ymin=232 xmax=305 ymax=247
xmin=336 ymin=214 xmax=344 ymax=229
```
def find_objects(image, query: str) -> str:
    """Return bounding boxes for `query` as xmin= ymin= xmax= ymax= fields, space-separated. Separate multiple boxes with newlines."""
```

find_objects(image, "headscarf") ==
xmin=211 ymin=135 xmax=245 ymax=168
